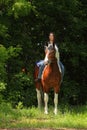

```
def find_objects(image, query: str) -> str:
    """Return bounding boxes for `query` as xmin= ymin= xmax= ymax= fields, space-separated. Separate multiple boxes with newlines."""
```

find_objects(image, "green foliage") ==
xmin=0 ymin=82 xmax=6 ymax=92
xmin=0 ymin=103 xmax=87 ymax=128
xmin=60 ymin=79 xmax=80 ymax=105
xmin=0 ymin=44 xmax=22 ymax=80
xmin=8 ymin=46 xmax=22 ymax=57
xmin=16 ymin=101 xmax=23 ymax=109
xmin=0 ymin=82 xmax=6 ymax=102
xmin=0 ymin=45 xmax=8 ymax=80
xmin=0 ymin=102 xmax=13 ymax=114
xmin=0 ymin=24 xmax=8 ymax=38
xmin=0 ymin=0 xmax=87 ymax=106
xmin=7 ymin=72 xmax=36 ymax=107
xmin=11 ymin=1 xmax=35 ymax=18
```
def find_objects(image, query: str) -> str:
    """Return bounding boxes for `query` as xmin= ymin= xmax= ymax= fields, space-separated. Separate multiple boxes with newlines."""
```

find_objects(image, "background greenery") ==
xmin=0 ymin=0 xmax=87 ymax=107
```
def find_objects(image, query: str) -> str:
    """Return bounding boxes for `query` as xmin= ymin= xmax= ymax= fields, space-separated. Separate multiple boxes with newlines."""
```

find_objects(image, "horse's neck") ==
xmin=48 ymin=62 xmax=59 ymax=74
xmin=50 ymin=60 xmax=58 ymax=68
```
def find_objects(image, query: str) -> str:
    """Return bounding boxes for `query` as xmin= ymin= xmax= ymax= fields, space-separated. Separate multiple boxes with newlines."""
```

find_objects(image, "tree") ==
xmin=0 ymin=0 xmax=87 ymax=106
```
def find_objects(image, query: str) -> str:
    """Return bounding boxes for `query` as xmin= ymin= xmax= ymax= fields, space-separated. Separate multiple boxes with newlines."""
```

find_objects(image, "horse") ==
xmin=34 ymin=44 xmax=62 ymax=114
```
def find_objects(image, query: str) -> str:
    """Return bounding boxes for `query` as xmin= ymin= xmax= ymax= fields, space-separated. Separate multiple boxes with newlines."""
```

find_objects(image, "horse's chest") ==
xmin=43 ymin=65 xmax=59 ymax=79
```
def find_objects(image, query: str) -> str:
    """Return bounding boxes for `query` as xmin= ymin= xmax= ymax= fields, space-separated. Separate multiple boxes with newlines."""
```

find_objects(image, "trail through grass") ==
xmin=0 ymin=103 xmax=87 ymax=129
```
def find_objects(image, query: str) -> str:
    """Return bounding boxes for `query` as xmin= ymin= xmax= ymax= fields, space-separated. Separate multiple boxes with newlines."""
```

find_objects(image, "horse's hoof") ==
xmin=44 ymin=111 xmax=48 ymax=115
xmin=54 ymin=109 xmax=57 ymax=115
xmin=54 ymin=112 xmax=57 ymax=115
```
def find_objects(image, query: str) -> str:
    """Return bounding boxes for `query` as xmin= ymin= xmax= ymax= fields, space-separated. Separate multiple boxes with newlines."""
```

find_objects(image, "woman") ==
xmin=35 ymin=32 xmax=64 ymax=82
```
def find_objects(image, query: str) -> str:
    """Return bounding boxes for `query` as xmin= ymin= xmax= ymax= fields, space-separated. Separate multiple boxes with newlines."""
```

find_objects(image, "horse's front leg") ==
xmin=44 ymin=93 xmax=49 ymax=114
xmin=54 ymin=93 xmax=58 ymax=115
xmin=36 ymin=89 xmax=42 ymax=109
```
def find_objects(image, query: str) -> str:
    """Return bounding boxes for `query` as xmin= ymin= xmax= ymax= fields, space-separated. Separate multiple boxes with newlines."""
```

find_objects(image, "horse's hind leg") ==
xmin=54 ymin=93 xmax=58 ymax=115
xmin=44 ymin=93 xmax=49 ymax=114
xmin=36 ymin=89 xmax=42 ymax=109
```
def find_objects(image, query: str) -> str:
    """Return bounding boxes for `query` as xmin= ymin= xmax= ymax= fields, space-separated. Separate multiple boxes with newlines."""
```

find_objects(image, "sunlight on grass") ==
xmin=0 ymin=103 xmax=87 ymax=129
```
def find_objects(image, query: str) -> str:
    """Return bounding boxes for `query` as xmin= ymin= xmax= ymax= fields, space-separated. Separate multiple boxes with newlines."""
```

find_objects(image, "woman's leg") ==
xmin=59 ymin=61 xmax=64 ymax=77
xmin=59 ymin=61 xmax=64 ymax=82
xmin=35 ymin=61 xmax=45 ymax=81
xmin=38 ymin=64 xmax=45 ymax=79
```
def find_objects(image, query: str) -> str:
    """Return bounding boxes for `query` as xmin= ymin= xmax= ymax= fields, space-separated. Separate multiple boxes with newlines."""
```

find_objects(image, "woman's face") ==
xmin=49 ymin=33 xmax=54 ymax=42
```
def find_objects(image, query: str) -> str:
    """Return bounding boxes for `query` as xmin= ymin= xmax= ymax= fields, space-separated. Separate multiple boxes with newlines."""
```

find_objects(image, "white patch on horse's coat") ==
xmin=54 ymin=93 xmax=58 ymax=115
xmin=36 ymin=89 xmax=42 ymax=109
xmin=44 ymin=93 xmax=49 ymax=114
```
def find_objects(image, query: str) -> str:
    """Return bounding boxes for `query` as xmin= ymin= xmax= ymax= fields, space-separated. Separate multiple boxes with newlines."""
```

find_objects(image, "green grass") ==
xmin=0 ymin=103 xmax=87 ymax=129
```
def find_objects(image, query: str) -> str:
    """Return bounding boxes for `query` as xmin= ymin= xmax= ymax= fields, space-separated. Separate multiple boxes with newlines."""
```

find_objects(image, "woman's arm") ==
xmin=55 ymin=44 xmax=60 ymax=62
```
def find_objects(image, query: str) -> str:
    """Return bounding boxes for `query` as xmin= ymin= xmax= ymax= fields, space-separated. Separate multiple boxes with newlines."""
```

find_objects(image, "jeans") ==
xmin=36 ymin=60 xmax=45 ymax=79
xmin=59 ymin=61 xmax=64 ymax=77
xmin=59 ymin=61 xmax=64 ymax=82
xmin=38 ymin=63 xmax=45 ymax=79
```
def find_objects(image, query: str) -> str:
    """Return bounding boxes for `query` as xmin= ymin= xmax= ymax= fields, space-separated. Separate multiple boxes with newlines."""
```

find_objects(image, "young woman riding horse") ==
xmin=35 ymin=33 xmax=61 ymax=82
xmin=34 ymin=32 xmax=64 ymax=114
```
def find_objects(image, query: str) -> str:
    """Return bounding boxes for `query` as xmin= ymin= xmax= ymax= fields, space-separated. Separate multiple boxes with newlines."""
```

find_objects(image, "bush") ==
xmin=6 ymin=72 xmax=37 ymax=107
xmin=0 ymin=82 xmax=6 ymax=102
xmin=59 ymin=77 xmax=80 ymax=105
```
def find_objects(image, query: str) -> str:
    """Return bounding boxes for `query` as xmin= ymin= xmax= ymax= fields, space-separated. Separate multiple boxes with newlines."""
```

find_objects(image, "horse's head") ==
xmin=45 ymin=44 xmax=57 ymax=64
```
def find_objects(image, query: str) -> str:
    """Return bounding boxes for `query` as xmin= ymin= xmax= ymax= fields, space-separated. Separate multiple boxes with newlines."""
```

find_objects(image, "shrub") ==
xmin=7 ymin=72 xmax=37 ymax=107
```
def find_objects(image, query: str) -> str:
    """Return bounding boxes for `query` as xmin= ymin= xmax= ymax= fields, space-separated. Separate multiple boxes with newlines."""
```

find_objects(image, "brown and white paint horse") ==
xmin=34 ymin=44 xmax=61 ymax=114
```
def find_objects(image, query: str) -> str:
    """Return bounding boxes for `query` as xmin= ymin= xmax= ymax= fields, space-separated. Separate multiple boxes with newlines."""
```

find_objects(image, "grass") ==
xmin=0 ymin=103 xmax=87 ymax=129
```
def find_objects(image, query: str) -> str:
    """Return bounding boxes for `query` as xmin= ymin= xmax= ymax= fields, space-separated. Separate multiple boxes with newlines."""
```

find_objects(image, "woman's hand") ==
xmin=44 ymin=61 xmax=48 ymax=65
